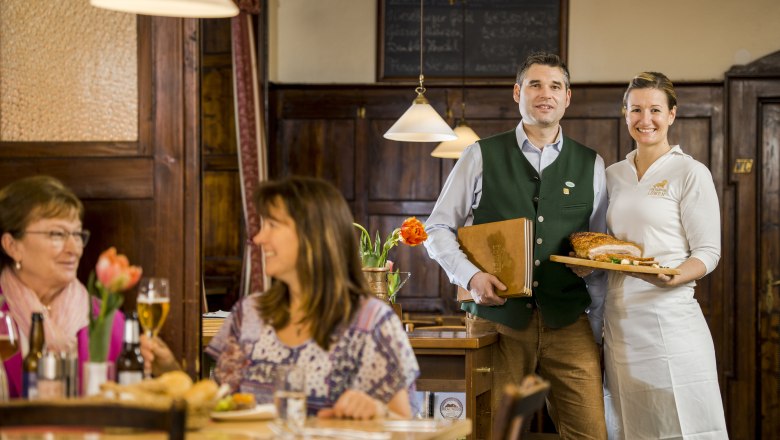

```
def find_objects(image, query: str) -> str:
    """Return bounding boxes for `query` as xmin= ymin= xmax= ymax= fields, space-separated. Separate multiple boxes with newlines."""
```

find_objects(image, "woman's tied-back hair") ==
xmin=253 ymin=176 xmax=370 ymax=350
xmin=622 ymin=71 xmax=678 ymax=112
xmin=516 ymin=51 xmax=570 ymax=89
xmin=0 ymin=175 xmax=84 ymax=270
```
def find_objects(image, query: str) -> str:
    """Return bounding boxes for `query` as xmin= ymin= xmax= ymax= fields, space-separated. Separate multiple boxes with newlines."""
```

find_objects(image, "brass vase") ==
xmin=362 ymin=267 xmax=389 ymax=301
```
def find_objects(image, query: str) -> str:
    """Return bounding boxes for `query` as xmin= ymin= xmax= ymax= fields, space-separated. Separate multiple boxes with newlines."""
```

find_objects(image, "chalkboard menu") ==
xmin=379 ymin=0 xmax=567 ymax=81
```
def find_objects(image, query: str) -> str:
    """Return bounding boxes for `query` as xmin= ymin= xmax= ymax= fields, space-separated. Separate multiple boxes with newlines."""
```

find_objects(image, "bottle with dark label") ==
xmin=116 ymin=312 xmax=144 ymax=385
xmin=22 ymin=312 xmax=44 ymax=399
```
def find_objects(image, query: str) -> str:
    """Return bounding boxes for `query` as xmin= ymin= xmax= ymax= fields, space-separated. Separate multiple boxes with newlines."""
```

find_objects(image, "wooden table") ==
xmin=0 ymin=418 xmax=471 ymax=439
xmin=408 ymin=329 xmax=497 ymax=440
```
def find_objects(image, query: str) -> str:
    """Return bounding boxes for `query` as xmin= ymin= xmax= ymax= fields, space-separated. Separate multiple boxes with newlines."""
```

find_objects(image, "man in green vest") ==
xmin=424 ymin=52 xmax=607 ymax=439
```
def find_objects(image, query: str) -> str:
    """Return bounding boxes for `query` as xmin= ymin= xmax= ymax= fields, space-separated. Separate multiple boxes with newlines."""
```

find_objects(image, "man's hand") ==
xmin=467 ymin=272 xmax=507 ymax=306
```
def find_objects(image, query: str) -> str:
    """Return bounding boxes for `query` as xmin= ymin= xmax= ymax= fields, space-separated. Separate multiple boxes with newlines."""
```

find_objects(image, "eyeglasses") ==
xmin=24 ymin=230 xmax=91 ymax=248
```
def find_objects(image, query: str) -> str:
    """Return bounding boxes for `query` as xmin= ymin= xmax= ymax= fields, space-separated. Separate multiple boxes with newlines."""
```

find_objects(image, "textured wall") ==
xmin=0 ymin=0 xmax=137 ymax=141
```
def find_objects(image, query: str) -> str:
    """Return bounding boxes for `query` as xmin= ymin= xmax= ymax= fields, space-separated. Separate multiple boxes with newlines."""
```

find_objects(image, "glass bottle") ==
xmin=116 ymin=312 xmax=144 ymax=385
xmin=22 ymin=312 xmax=45 ymax=399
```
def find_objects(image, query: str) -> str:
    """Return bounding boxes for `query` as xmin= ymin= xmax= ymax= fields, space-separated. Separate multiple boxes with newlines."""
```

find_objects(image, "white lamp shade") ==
xmin=90 ymin=0 xmax=239 ymax=18
xmin=431 ymin=122 xmax=480 ymax=159
xmin=384 ymin=96 xmax=457 ymax=143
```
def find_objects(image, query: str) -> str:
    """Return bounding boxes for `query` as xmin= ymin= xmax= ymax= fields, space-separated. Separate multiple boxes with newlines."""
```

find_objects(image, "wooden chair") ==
xmin=0 ymin=399 xmax=187 ymax=440
xmin=493 ymin=375 xmax=551 ymax=440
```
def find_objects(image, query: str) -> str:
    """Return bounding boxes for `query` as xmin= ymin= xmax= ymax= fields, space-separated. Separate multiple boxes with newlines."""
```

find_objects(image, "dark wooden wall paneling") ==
xmin=0 ymin=16 xmax=201 ymax=376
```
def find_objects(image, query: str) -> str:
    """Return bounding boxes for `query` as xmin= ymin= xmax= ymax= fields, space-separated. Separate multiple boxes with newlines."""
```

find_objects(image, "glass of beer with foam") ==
xmin=137 ymin=277 xmax=170 ymax=378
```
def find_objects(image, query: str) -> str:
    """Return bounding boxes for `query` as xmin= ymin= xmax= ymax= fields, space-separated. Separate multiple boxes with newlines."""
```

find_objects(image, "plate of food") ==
xmin=551 ymin=232 xmax=681 ymax=276
xmin=211 ymin=393 xmax=276 ymax=421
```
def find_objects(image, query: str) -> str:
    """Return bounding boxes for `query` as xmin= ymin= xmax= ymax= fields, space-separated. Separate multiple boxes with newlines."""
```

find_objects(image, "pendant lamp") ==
xmin=384 ymin=0 xmax=456 ymax=142
xmin=431 ymin=105 xmax=480 ymax=158
xmin=431 ymin=0 xmax=479 ymax=158
xmin=90 ymin=0 xmax=239 ymax=18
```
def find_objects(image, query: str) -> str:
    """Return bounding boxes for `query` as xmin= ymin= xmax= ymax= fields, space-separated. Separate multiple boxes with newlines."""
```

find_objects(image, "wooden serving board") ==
xmin=550 ymin=255 xmax=681 ymax=275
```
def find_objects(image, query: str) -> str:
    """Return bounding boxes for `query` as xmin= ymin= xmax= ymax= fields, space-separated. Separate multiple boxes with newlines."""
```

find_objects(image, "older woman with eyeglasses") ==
xmin=0 ymin=175 xmax=124 ymax=398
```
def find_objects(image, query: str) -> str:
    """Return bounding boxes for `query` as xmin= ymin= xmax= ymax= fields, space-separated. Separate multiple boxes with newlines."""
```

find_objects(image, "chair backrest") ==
xmin=492 ymin=375 xmax=551 ymax=440
xmin=0 ymin=399 xmax=187 ymax=440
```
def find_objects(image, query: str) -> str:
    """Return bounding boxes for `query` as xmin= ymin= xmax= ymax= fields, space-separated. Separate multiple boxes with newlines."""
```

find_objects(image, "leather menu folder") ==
xmin=456 ymin=217 xmax=534 ymax=302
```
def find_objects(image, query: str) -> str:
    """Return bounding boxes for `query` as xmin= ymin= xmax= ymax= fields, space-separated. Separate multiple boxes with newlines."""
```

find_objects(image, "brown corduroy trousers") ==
xmin=466 ymin=311 xmax=607 ymax=440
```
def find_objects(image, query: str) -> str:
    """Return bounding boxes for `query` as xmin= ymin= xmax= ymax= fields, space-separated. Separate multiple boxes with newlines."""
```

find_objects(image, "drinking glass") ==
xmin=0 ymin=309 xmax=19 ymax=361
xmin=0 ymin=307 xmax=19 ymax=401
xmin=137 ymin=277 xmax=170 ymax=378
xmin=387 ymin=271 xmax=412 ymax=296
xmin=273 ymin=365 xmax=307 ymax=437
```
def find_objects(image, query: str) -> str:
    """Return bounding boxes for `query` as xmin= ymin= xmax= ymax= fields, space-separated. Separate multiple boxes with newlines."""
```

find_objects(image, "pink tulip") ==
xmin=95 ymin=247 xmax=143 ymax=292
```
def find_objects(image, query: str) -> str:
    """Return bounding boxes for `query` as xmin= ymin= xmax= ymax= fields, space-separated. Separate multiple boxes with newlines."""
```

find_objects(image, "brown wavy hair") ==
xmin=0 ymin=175 xmax=84 ymax=270
xmin=253 ymin=176 xmax=370 ymax=350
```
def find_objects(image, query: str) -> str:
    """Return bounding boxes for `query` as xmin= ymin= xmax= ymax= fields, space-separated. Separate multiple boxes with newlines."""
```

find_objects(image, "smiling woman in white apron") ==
xmin=603 ymin=72 xmax=728 ymax=440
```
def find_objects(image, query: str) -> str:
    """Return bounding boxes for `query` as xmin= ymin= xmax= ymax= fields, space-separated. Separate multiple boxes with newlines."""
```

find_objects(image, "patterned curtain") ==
xmin=232 ymin=0 xmax=266 ymax=296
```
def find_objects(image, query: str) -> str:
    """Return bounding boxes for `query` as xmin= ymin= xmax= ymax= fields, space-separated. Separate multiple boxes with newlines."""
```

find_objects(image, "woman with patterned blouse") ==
xmin=143 ymin=176 xmax=419 ymax=419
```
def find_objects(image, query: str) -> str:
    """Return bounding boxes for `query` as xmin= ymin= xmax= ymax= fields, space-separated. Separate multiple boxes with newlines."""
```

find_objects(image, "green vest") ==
xmin=460 ymin=129 xmax=596 ymax=330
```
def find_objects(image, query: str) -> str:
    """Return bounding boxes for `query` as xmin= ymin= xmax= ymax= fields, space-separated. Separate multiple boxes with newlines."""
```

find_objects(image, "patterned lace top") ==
xmin=205 ymin=294 xmax=419 ymax=414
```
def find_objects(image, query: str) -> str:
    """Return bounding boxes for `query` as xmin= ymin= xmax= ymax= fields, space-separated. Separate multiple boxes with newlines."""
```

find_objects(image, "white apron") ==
xmin=604 ymin=147 xmax=727 ymax=439
xmin=603 ymin=275 xmax=728 ymax=439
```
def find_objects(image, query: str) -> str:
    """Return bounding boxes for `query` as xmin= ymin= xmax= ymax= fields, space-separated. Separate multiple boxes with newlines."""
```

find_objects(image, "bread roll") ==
xmin=184 ymin=380 xmax=219 ymax=408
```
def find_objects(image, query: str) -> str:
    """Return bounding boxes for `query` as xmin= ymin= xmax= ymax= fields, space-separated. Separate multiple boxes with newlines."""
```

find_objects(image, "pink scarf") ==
xmin=0 ymin=268 xmax=89 ymax=353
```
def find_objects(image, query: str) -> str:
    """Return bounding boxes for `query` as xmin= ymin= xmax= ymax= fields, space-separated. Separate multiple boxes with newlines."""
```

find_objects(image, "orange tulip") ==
xmin=355 ymin=217 xmax=427 ymax=268
xmin=89 ymin=247 xmax=143 ymax=362
xmin=400 ymin=217 xmax=427 ymax=246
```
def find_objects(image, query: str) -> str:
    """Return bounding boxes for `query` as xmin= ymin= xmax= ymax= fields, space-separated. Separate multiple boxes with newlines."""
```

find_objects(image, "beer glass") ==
xmin=137 ymin=277 xmax=170 ymax=378
xmin=0 ymin=306 xmax=19 ymax=401
xmin=0 ymin=309 xmax=18 ymax=361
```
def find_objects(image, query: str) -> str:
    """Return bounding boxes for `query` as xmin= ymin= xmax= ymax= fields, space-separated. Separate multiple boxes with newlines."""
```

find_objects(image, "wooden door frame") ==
xmin=724 ymin=50 xmax=780 ymax=439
